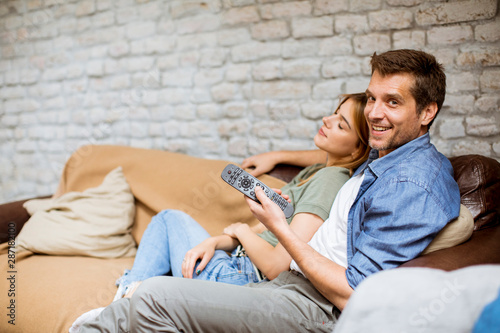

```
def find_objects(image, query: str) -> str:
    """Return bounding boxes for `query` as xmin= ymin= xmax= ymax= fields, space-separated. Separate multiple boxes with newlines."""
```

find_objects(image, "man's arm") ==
xmin=242 ymin=150 xmax=327 ymax=177
xmin=246 ymin=187 xmax=353 ymax=310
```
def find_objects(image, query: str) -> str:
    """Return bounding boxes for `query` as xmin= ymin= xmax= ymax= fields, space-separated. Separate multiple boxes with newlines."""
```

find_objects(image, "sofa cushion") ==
xmin=450 ymin=154 xmax=500 ymax=230
xmin=16 ymin=167 xmax=137 ymax=258
xmin=0 ymin=251 xmax=134 ymax=333
xmin=422 ymin=204 xmax=474 ymax=255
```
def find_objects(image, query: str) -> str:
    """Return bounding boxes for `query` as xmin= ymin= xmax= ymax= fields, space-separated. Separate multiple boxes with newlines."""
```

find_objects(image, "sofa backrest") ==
xmin=57 ymin=145 xmax=287 ymax=243
xmin=449 ymin=155 xmax=500 ymax=231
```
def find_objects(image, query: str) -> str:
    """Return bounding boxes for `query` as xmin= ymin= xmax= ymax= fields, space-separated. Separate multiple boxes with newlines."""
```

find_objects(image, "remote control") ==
xmin=221 ymin=164 xmax=294 ymax=219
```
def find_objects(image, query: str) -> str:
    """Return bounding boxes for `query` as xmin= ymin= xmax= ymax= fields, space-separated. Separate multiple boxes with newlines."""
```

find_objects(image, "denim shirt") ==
xmin=345 ymin=133 xmax=460 ymax=289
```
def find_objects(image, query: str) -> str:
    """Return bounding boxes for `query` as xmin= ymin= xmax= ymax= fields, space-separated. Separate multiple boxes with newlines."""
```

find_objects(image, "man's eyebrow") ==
xmin=341 ymin=114 xmax=351 ymax=129
xmin=365 ymin=89 xmax=404 ymax=102
xmin=386 ymin=92 xmax=404 ymax=101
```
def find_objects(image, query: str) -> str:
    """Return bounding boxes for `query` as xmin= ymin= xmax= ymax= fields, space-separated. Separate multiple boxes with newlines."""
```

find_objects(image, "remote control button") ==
xmin=239 ymin=176 xmax=254 ymax=189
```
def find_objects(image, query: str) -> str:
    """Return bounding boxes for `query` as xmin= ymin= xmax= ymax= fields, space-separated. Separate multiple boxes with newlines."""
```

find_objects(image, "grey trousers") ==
xmin=81 ymin=271 xmax=339 ymax=333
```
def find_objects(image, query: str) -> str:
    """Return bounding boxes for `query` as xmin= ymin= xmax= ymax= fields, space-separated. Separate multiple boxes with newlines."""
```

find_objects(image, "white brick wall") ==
xmin=0 ymin=0 xmax=499 ymax=203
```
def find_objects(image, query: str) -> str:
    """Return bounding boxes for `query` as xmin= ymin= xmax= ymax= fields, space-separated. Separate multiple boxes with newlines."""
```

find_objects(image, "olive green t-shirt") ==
xmin=257 ymin=164 xmax=350 ymax=247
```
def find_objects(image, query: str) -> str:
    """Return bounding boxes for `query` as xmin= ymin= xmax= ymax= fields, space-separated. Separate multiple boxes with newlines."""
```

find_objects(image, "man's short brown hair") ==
xmin=370 ymin=49 xmax=446 ymax=128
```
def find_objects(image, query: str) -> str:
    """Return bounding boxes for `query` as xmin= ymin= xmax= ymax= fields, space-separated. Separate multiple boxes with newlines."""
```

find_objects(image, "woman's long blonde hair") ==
xmin=298 ymin=93 xmax=370 ymax=186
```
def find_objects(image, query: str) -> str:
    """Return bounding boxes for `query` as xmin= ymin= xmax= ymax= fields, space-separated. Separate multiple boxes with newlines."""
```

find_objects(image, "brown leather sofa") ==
xmin=399 ymin=155 xmax=500 ymax=270
xmin=0 ymin=149 xmax=499 ymax=333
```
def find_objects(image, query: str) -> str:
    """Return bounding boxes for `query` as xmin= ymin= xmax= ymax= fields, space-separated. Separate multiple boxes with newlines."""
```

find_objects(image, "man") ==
xmin=81 ymin=49 xmax=460 ymax=332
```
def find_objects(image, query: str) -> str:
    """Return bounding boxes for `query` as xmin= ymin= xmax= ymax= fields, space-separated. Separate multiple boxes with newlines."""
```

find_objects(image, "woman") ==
xmin=70 ymin=93 xmax=370 ymax=332
xmin=119 ymin=93 xmax=369 ymax=293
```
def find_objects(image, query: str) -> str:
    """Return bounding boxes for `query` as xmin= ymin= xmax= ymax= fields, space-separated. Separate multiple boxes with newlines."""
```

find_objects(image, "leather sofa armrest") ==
xmin=400 ymin=224 xmax=500 ymax=270
xmin=267 ymin=164 xmax=303 ymax=183
xmin=0 ymin=196 xmax=50 ymax=243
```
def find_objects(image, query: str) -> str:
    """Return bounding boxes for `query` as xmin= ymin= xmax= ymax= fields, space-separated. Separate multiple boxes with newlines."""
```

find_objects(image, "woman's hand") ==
xmin=181 ymin=238 xmax=216 ymax=279
xmin=241 ymin=152 xmax=281 ymax=177
xmin=223 ymin=222 xmax=249 ymax=238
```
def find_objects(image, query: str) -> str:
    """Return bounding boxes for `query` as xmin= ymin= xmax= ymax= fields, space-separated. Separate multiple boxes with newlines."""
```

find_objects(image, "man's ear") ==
xmin=420 ymin=102 xmax=438 ymax=126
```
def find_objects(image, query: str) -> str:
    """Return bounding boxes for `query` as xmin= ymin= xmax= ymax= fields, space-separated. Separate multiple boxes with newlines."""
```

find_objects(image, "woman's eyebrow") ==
xmin=341 ymin=114 xmax=351 ymax=129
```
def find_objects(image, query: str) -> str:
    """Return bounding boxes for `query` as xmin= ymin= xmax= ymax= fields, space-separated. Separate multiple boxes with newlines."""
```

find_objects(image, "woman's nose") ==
xmin=323 ymin=113 xmax=336 ymax=125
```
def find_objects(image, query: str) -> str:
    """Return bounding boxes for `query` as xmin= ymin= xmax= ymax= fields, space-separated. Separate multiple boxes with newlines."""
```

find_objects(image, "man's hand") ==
xmin=242 ymin=150 xmax=327 ymax=177
xmin=271 ymin=188 xmax=291 ymax=203
xmin=245 ymin=187 xmax=289 ymax=233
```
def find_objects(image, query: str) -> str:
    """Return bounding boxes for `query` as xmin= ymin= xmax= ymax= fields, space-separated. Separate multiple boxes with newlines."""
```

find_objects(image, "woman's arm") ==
xmin=242 ymin=150 xmax=327 ymax=177
xmin=224 ymin=212 xmax=323 ymax=280
xmin=250 ymin=222 xmax=267 ymax=234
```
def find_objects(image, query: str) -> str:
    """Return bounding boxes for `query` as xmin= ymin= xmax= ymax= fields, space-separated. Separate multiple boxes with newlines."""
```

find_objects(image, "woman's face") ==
xmin=314 ymin=98 xmax=361 ymax=163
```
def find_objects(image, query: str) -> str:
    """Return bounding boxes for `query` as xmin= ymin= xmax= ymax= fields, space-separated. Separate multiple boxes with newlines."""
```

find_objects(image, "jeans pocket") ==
xmin=213 ymin=256 xmax=258 ymax=285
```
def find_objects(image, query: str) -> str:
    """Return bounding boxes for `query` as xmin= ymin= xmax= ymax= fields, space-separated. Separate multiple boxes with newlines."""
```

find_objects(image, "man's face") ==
xmin=364 ymin=70 xmax=429 ymax=157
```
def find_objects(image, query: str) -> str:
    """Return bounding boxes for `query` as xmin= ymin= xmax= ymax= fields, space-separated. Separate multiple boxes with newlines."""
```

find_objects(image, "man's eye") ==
xmin=338 ymin=123 xmax=343 ymax=130
xmin=389 ymin=100 xmax=398 ymax=106
xmin=367 ymin=96 xmax=375 ymax=102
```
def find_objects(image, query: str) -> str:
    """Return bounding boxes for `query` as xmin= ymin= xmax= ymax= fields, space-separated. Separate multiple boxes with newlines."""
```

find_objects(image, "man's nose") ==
xmin=367 ymin=102 xmax=384 ymax=120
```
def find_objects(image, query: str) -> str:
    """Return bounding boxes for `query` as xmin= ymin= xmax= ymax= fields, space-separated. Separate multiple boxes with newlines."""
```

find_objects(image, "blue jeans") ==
xmin=117 ymin=210 xmax=261 ymax=291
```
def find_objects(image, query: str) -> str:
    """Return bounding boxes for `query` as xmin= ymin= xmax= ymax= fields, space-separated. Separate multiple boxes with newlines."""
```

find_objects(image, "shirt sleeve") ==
xmin=345 ymin=180 xmax=452 ymax=289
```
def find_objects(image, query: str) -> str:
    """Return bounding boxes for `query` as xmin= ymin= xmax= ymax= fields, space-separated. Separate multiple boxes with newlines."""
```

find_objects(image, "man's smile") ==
xmin=371 ymin=125 xmax=391 ymax=132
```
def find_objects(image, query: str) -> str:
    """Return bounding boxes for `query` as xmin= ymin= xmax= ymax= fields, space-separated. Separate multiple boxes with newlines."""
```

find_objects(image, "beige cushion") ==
xmin=422 ymin=204 xmax=474 ymax=255
xmin=16 ymin=166 xmax=137 ymax=258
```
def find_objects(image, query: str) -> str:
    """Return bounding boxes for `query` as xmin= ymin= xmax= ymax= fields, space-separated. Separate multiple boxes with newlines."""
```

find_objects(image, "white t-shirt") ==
xmin=289 ymin=173 xmax=365 ymax=274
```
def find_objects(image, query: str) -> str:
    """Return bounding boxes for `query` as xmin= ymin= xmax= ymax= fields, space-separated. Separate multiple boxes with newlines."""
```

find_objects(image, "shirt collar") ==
xmin=353 ymin=132 xmax=432 ymax=177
